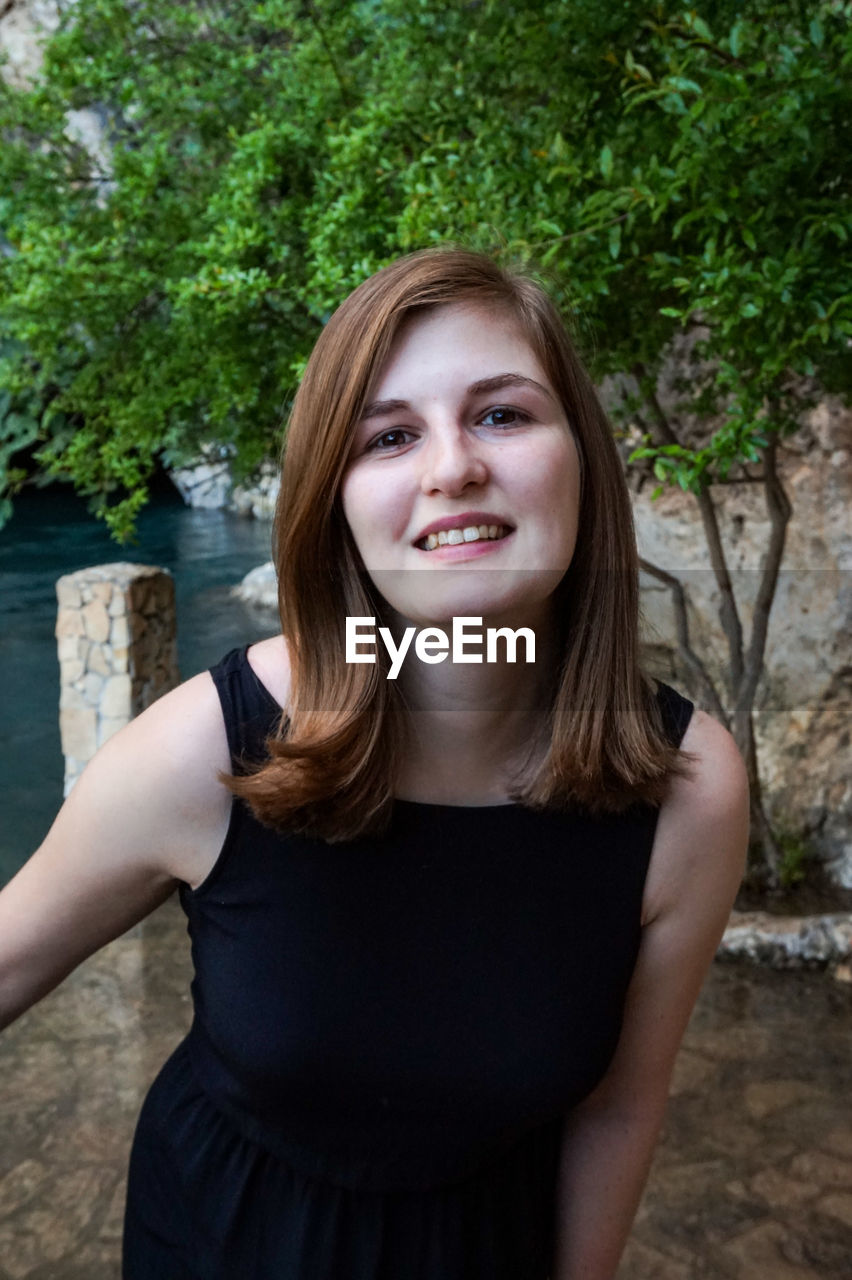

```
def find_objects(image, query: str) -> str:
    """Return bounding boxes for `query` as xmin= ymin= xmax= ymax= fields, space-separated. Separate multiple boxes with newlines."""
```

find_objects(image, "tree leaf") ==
xmin=730 ymin=21 xmax=744 ymax=59
xmin=599 ymin=145 xmax=614 ymax=181
xmin=608 ymin=222 xmax=622 ymax=260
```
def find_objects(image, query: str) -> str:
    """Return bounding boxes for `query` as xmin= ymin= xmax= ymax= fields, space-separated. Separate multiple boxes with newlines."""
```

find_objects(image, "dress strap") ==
xmin=654 ymin=680 xmax=695 ymax=748
xmin=208 ymin=646 xmax=285 ymax=770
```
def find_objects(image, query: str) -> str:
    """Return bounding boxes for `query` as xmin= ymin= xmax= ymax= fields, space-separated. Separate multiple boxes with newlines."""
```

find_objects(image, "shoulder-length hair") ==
xmin=226 ymin=246 xmax=687 ymax=840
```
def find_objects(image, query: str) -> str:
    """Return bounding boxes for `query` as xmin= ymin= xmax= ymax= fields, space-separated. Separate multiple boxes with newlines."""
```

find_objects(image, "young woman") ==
xmin=0 ymin=248 xmax=748 ymax=1279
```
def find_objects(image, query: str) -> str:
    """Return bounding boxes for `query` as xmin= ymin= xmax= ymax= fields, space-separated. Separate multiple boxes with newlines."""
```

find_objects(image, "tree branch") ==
xmin=711 ymin=471 xmax=766 ymax=485
xmin=695 ymin=486 xmax=744 ymax=692
xmin=529 ymin=211 xmax=631 ymax=252
xmin=733 ymin=434 xmax=792 ymax=738
xmin=630 ymin=361 xmax=679 ymax=446
xmin=639 ymin=558 xmax=729 ymax=726
xmin=304 ymin=2 xmax=355 ymax=111
xmin=680 ymin=36 xmax=747 ymax=70
xmin=632 ymin=362 xmax=745 ymax=693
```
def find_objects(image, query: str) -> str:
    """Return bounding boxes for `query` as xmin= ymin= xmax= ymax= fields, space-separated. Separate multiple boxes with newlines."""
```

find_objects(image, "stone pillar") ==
xmin=55 ymin=563 xmax=179 ymax=794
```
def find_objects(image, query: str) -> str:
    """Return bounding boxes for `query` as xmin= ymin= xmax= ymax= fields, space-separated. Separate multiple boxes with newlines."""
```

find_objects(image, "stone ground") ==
xmin=0 ymin=897 xmax=850 ymax=1279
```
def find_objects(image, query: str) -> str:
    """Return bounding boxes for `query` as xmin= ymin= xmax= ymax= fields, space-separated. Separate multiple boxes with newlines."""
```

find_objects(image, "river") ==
xmin=0 ymin=485 xmax=278 ymax=885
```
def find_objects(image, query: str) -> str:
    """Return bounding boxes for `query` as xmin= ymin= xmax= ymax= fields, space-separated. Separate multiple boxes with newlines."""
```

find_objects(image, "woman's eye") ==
xmin=481 ymin=406 xmax=528 ymax=428
xmin=368 ymin=428 xmax=412 ymax=452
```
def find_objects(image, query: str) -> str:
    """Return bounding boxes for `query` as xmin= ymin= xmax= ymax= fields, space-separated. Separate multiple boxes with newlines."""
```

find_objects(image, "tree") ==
xmin=1 ymin=0 xmax=849 ymax=881
xmin=518 ymin=6 xmax=851 ymax=885
xmin=0 ymin=0 xmax=358 ymax=535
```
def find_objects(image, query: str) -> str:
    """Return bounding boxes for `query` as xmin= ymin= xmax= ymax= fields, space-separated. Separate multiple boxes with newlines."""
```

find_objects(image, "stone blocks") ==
xmin=55 ymin=564 xmax=179 ymax=793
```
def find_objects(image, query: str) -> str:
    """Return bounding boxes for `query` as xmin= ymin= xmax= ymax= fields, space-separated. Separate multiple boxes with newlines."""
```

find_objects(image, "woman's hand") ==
xmin=0 ymin=672 xmax=232 ymax=1031
xmin=552 ymin=707 xmax=749 ymax=1278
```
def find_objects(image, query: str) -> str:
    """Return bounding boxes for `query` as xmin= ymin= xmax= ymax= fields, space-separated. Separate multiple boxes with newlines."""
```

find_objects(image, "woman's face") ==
xmin=339 ymin=302 xmax=582 ymax=630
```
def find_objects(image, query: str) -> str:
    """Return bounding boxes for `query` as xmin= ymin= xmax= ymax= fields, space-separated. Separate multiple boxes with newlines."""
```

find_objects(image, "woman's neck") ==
xmin=388 ymin=605 xmax=559 ymax=804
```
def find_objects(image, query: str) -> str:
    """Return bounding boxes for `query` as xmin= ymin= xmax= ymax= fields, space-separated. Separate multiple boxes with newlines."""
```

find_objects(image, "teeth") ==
xmin=422 ymin=525 xmax=508 ymax=551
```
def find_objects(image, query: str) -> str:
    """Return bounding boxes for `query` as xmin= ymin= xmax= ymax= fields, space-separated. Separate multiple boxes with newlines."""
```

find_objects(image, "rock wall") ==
xmin=1 ymin=0 xmax=114 ymax=207
xmin=55 ymin=564 xmax=179 ymax=793
xmin=169 ymin=457 xmax=233 ymax=511
xmin=171 ymin=455 xmax=280 ymax=519
xmin=634 ymin=396 xmax=852 ymax=886
xmin=233 ymin=560 xmax=278 ymax=611
xmin=717 ymin=911 xmax=852 ymax=970
xmin=0 ymin=0 xmax=63 ymax=89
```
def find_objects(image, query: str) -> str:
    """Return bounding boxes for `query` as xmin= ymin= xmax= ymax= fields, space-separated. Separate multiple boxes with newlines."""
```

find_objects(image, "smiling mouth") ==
xmin=415 ymin=523 xmax=512 ymax=551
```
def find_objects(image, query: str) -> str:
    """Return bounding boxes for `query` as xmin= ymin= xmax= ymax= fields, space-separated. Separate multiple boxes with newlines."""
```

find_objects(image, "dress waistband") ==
xmin=184 ymin=1022 xmax=565 ymax=1194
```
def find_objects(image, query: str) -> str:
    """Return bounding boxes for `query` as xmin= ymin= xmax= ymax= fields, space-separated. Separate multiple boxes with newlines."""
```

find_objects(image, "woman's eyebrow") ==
xmin=360 ymin=373 xmax=555 ymax=422
xmin=359 ymin=397 xmax=410 ymax=422
xmin=467 ymin=373 xmax=556 ymax=402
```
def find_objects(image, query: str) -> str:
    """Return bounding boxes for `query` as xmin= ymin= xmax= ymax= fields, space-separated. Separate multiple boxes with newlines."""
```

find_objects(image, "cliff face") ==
xmin=634 ymin=396 xmax=852 ymax=887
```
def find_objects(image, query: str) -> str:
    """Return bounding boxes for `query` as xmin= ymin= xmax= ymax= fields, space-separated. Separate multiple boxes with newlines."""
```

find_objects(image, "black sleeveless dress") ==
xmin=123 ymin=646 xmax=693 ymax=1279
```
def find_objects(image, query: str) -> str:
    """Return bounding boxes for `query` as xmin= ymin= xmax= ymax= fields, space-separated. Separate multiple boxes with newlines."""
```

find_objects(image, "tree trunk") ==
xmin=736 ymin=711 xmax=783 ymax=889
xmin=633 ymin=373 xmax=793 ymax=889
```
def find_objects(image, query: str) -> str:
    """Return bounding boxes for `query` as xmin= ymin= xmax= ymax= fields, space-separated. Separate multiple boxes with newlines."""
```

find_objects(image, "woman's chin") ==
xmin=371 ymin=565 xmax=561 ymax=630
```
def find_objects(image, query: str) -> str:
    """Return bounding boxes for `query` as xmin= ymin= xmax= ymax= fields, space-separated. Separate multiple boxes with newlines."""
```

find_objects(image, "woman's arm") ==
xmin=552 ymin=709 xmax=749 ymax=1279
xmin=0 ymin=671 xmax=232 ymax=1031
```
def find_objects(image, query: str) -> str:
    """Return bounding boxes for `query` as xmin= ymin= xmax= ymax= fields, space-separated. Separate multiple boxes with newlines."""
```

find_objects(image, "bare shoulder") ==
xmin=246 ymin=633 xmax=291 ymax=710
xmin=52 ymin=669 xmax=233 ymax=885
xmin=94 ymin=668 xmax=230 ymax=790
xmin=641 ymin=707 xmax=749 ymax=927
xmin=665 ymin=706 xmax=749 ymax=834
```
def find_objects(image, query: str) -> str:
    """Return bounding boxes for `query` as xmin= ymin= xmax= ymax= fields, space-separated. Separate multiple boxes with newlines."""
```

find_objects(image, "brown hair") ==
xmin=226 ymin=247 xmax=688 ymax=840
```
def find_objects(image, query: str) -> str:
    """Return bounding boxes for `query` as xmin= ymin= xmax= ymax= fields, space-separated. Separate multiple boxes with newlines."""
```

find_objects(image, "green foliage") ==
xmin=0 ymin=0 xmax=849 ymax=536
xmin=775 ymin=823 xmax=816 ymax=889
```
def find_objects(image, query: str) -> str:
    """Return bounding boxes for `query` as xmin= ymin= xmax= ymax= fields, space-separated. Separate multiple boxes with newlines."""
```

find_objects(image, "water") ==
xmin=0 ymin=486 xmax=279 ymax=885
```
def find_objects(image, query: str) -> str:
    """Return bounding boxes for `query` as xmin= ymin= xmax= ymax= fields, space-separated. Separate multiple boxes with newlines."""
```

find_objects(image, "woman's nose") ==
xmin=419 ymin=426 xmax=488 ymax=496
